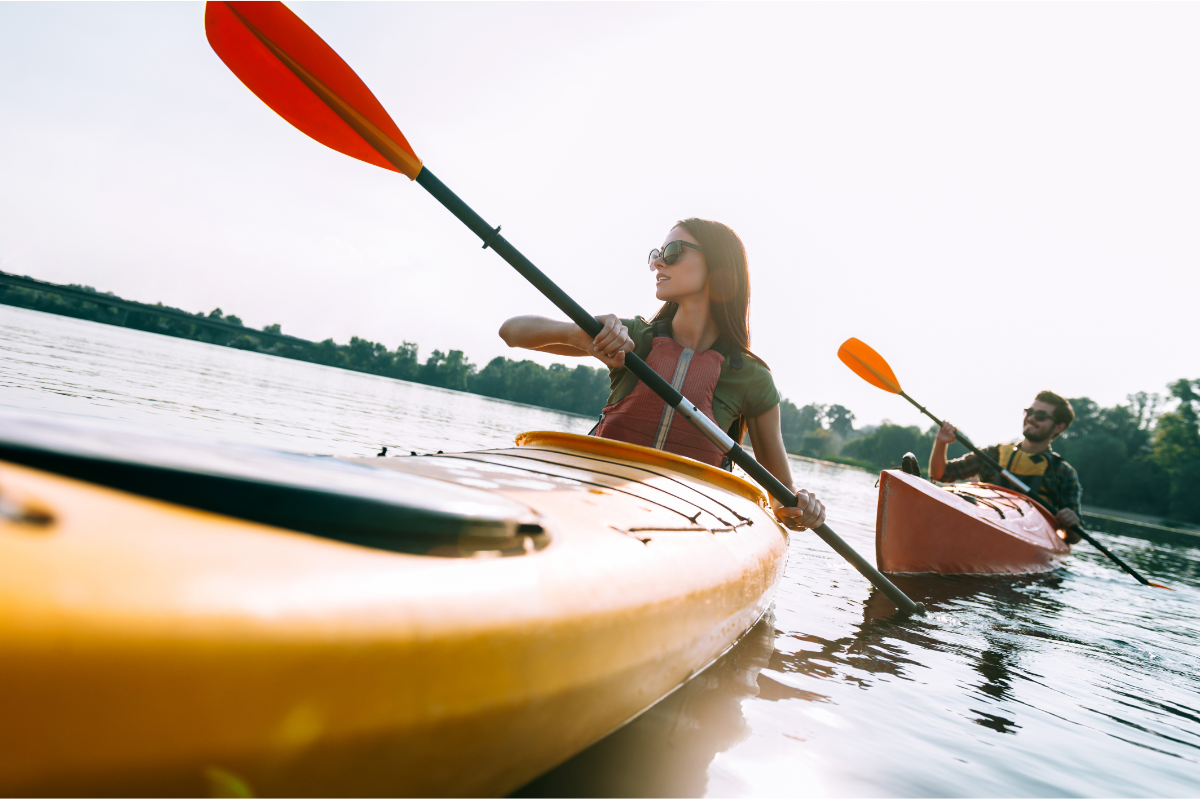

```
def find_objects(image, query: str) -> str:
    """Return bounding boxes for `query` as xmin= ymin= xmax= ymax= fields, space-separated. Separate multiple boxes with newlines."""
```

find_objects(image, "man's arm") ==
xmin=1053 ymin=462 xmax=1083 ymax=540
xmin=929 ymin=423 xmax=1001 ymax=484
xmin=929 ymin=421 xmax=959 ymax=481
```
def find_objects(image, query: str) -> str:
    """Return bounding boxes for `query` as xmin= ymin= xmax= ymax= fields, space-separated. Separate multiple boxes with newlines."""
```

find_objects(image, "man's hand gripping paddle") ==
xmin=838 ymin=337 xmax=1171 ymax=590
xmin=204 ymin=1 xmax=926 ymax=616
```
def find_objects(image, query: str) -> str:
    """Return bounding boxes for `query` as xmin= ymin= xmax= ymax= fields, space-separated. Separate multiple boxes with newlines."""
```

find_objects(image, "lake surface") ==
xmin=3 ymin=305 xmax=1198 ymax=797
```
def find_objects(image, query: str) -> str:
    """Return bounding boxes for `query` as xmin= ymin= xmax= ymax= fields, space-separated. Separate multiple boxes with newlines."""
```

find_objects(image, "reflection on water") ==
xmin=516 ymin=614 xmax=780 ymax=799
xmin=4 ymin=305 xmax=1200 ymax=797
xmin=862 ymin=575 xmax=1073 ymax=735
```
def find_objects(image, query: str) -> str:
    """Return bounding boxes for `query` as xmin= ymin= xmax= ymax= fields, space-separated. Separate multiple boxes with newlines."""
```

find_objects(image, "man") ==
xmin=929 ymin=391 xmax=1083 ymax=542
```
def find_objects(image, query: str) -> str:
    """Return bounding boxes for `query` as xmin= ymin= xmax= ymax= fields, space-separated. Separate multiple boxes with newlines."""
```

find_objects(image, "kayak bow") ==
xmin=876 ymin=470 xmax=1071 ymax=575
xmin=0 ymin=414 xmax=787 ymax=796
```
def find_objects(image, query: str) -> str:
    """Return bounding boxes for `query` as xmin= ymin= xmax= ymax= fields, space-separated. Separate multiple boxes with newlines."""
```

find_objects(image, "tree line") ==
xmin=0 ymin=278 xmax=613 ymax=417
xmin=6 ymin=278 xmax=1196 ymax=523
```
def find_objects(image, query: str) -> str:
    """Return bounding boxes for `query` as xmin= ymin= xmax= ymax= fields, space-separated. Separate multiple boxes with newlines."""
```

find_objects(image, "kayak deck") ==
xmin=876 ymin=469 xmax=1070 ymax=575
xmin=0 ymin=422 xmax=787 ymax=797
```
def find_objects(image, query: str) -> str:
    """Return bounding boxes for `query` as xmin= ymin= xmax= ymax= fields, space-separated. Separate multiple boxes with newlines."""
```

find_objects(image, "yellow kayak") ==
xmin=0 ymin=414 xmax=787 ymax=796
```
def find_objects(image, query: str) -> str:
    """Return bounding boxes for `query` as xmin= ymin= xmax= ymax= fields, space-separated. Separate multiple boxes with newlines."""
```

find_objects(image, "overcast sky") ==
xmin=1 ymin=2 xmax=1196 ymax=444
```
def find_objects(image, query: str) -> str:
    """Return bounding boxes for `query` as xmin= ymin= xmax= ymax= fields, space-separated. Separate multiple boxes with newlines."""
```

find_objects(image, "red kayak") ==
xmin=875 ymin=470 xmax=1071 ymax=575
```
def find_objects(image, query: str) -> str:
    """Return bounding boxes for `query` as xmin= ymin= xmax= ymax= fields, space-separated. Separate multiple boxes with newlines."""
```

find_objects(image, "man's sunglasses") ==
xmin=1024 ymin=408 xmax=1054 ymax=422
xmin=648 ymin=240 xmax=703 ymax=267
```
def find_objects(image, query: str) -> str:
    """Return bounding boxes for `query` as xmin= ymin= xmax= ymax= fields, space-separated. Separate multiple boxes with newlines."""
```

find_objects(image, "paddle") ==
xmin=837 ymin=338 xmax=1032 ymax=493
xmin=203 ymin=2 xmax=926 ymax=615
xmin=838 ymin=337 xmax=1172 ymax=590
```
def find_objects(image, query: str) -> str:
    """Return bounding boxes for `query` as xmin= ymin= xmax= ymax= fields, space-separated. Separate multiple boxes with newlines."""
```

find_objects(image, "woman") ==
xmin=499 ymin=218 xmax=825 ymax=531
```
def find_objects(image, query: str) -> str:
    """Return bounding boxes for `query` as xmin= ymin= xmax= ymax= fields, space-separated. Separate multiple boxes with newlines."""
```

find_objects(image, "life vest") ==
xmin=594 ymin=320 xmax=740 ymax=467
xmin=997 ymin=442 xmax=1062 ymax=506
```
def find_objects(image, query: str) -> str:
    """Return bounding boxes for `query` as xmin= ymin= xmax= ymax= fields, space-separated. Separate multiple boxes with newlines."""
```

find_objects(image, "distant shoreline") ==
xmin=0 ymin=270 xmax=611 ymax=419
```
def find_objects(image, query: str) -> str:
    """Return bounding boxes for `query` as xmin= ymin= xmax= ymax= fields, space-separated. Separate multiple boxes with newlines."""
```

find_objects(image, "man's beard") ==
xmin=1024 ymin=426 xmax=1053 ymax=443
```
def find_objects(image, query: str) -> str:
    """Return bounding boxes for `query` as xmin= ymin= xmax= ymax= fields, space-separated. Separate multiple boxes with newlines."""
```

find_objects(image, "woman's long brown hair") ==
xmin=651 ymin=218 xmax=766 ymax=444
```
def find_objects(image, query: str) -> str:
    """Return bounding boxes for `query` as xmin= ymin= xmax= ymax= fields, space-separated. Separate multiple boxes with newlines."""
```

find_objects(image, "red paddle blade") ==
xmin=205 ymin=1 xmax=422 ymax=178
xmin=838 ymin=338 xmax=903 ymax=394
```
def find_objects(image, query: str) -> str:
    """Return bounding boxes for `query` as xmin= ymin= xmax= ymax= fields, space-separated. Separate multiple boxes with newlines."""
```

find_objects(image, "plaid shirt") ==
xmin=939 ymin=444 xmax=1082 ymax=514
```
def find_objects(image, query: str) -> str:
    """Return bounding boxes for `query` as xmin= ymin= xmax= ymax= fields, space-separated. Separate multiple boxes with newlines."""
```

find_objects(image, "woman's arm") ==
xmin=498 ymin=315 xmax=590 ymax=356
xmin=499 ymin=315 xmax=634 ymax=367
xmin=746 ymin=404 xmax=827 ymax=530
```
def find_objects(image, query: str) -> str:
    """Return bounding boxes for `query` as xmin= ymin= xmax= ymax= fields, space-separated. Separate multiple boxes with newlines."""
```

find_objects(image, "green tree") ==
xmin=1060 ymin=433 xmax=1128 ymax=504
xmin=799 ymin=428 xmax=838 ymax=459
xmin=1165 ymin=460 xmax=1200 ymax=523
xmin=1109 ymin=458 xmax=1171 ymax=516
xmin=841 ymin=424 xmax=929 ymax=471
xmin=471 ymin=356 xmax=515 ymax=400
xmin=825 ymin=404 xmax=856 ymax=439
xmin=308 ymin=338 xmax=344 ymax=368
xmin=560 ymin=363 xmax=610 ymax=415
xmin=421 ymin=349 xmax=475 ymax=392
xmin=839 ymin=423 xmax=967 ymax=474
xmin=343 ymin=336 xmax=389 ymax=374
xmin=1151 ymin=379 xmax=1200 ymax=522
xmin=1061 ymin=394 xmax=1158 ymax=458
xmin=779 ymin=401 xmax=824 ymax=454
xmin=1059 ymin=393 xmax=1162 ymax=511
xmin=469 ymin=357 xmax=609 ymax=416
xmin=1152 ymin=380 xmax=1200 ymax=468
xmin=389 ymin=341 xmax=420 ymax=382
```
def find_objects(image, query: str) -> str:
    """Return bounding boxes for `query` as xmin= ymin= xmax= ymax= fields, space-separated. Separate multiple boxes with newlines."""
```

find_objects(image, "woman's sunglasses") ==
xmin=648 ymin=240 xmax=703 ymax=267
xmin=1023 ymin=408 xmax=1054 ymax=422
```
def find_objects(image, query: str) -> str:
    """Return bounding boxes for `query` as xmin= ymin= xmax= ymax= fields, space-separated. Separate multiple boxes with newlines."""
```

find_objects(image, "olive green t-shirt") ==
xmin=605 ymin=317 xmax=780 ymax=434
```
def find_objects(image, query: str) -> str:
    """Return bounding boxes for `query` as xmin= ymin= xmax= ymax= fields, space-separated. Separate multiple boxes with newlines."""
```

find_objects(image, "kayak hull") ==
xmin=876 ymin=470 xmax=1070 ymax=575
xmin=0 ymin=430 xmax=787 ymax=797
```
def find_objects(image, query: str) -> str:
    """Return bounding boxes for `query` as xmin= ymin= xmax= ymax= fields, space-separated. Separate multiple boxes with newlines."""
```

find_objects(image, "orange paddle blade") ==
xmin=205 ymin=1 xmax=422 ymax=178
xmin=838 ymin=338 xmax=903 ymax=394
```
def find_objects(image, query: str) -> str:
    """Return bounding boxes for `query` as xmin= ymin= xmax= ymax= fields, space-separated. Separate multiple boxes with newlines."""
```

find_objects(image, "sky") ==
xmin=1 ymin=1 xmax=1197 ymax=445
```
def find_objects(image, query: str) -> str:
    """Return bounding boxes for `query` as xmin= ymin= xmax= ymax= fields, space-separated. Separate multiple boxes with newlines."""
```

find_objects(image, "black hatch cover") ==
xmin=0 ymin=410 xmax=536 ymax=555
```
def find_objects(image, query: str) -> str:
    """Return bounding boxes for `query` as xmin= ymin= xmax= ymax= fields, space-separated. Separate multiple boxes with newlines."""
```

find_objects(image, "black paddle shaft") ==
xmin=1015 ymin=493 xmax=1154 ymax=588
xmin=902 ymin=391 xmax=1022 ymax=484
xmin=416 ymin=168 xmax=926 ymax=616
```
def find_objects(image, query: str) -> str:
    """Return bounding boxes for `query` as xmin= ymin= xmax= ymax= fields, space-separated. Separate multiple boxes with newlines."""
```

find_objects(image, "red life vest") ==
xmin=594 ymin=326 xmax=728 ymax=467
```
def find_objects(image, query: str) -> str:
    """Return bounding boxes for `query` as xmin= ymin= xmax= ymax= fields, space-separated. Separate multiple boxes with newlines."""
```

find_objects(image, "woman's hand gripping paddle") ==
xmin=203 ymin=1 xmax=926 ymax=616
xmin=838 ymin=337 xmax=1172 ymax=590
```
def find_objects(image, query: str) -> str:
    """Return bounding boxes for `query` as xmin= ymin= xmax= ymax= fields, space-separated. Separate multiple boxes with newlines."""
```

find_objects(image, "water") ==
xmin=0 ymin=305 xmax=594 ymax=456
xmin=3 ymin=305 xmax=1199 ymax=797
